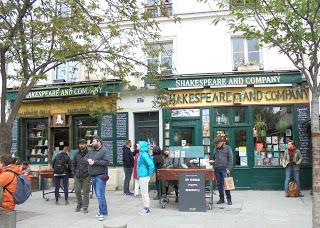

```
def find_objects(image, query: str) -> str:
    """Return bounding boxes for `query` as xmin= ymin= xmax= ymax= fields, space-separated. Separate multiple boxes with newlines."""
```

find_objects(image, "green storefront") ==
xmin=160 ymin=71 xmax=312 ymax=190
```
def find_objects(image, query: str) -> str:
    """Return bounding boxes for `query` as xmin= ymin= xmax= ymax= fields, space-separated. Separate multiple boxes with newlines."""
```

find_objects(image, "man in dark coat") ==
xmin=122 ymin=140 xmax=134 ymax=195
xmin=73 ymin=139 xmax=90 ymax=213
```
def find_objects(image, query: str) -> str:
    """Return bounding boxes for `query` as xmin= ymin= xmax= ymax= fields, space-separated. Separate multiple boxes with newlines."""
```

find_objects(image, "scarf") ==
xmin=288 ymin=147 xmax=295 ymax=160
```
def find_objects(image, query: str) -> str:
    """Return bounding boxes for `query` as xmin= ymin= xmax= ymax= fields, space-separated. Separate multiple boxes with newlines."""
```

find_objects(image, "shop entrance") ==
xmin=213 ymin=127 xmax=252 ymax=189
xmin=52 ymin=128 xmax=70 ymax=151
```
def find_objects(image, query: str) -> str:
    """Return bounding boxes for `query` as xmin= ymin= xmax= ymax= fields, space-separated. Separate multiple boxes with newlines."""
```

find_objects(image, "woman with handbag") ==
xmin=283 ymin=140 xmax=303 ymax=197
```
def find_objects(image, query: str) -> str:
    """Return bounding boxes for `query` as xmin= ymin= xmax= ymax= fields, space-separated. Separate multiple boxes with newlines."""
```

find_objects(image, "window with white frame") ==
xmin=146 ymin=42 xmax=173 ymax=75
xmin=56 ymin=62 xmax=79 ymax=82
xmin=232 ymin=38 xmax=261 ymax=69
xmin=146 ymin=0 xmax=173 ymax=17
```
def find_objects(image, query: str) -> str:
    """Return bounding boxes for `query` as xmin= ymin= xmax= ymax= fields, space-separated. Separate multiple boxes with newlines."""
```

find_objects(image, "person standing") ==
xmin=122 ymin=140 xmax=134 ymax=196
xmin=52 ymin=146 xmax=72 ymax=205
xmin=133 ymin=143 xmax=140 ymax=196
xmin=137 ymin=141 xmax=155 ymax=215
xmin=152 ymin=146 xmax=164 ymax=200
xmin=0 ymin=155 xmax=21 ymax=211
xmin=209 ymin=137 xmax=233 ymax=205
xmin=86 ymin=136 xmax=109 ymax=221
xmin=283 ymin=139 xmax=303 ymax=197
xmin=73 ymin=139 xmax=90 ymax=213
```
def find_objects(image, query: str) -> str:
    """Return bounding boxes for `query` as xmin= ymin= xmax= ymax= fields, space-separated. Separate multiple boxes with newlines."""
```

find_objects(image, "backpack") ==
xmin=4 ymin=170 xmax=31 ymax=205
xmin=54 ymin=153 xmax=68 ymax=174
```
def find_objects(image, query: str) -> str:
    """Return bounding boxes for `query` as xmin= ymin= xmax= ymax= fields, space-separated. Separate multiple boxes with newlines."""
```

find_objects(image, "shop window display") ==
xmin=253 ymin=106 xmax=293 ymax=166
xmin=27 ymin=120 xmax=48 ymax=163
xmin=75 ymin=117 xmax=98 ymax=146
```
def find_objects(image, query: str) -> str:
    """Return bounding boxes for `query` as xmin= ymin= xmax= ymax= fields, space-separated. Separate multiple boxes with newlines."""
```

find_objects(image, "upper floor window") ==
xmin=56 ymin=61 xmax=79 ymax=82
xmin=232 ymin=38 xmax=261 ymax=69
xmin=146 ymin=0 xmax=173 ymax=17
xmin=230 ymin=0 xmax=259 ymax=8
xmin=146 ymin=42 xmax=173 ymax=75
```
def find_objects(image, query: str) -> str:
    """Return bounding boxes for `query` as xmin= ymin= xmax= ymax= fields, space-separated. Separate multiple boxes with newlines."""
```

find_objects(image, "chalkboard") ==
xmin=101 ymin=115 xmax=113 ymax=138
xmin=103 ymin=140 xmax=114 ymax=165
xmin=116 ymin=113 xmax=128 ymax=138
xmin=12 ymin=119 xmax=18 ymax=141
xmin=296 ymin=105 xmax=311 ymax=166
xmin=10 ymin=119 xmax=18 ymax=155
xmin=179 ymin=172 xmax=206 ymax=212
xmin=116 ymin=139 xmax=126 ymax=165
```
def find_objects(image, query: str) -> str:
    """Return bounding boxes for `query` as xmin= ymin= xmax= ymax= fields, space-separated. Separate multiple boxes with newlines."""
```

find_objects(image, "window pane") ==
xmin=215 ymin=109 xmax=229 ymax=125
xmin=67 ymin=62 xmax=78 ymax=82
xmin=232 ymin=38 xmax=244 ymax=66
xmin=247 ymin=39 xmax=259 ymax=52
xmin=234 ymin=107 xmax=246 ymax=123
xmin=253 ymin=106 xmax=293 ymax=167
xmin=248 ymin=51 xmax=260 ymax=63
xmin=235 ymin=129 xmax=247 ymax=166
xmin=56 ymin=64 xmax=66 ymax=80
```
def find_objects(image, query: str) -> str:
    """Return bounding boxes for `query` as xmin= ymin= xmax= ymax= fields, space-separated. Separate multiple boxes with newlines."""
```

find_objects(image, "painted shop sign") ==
xmin=165 ymin=87 xmax=309 ymax=107
xmin=160 ymin=73 xmax=302 ymax=89
xmin=25 ymin=86 xmax=103 ymax=99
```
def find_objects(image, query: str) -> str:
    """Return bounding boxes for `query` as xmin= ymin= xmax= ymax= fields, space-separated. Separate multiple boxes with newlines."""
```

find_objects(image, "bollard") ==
xmin=103 ymin=223 xmax=127 ymax=228
xmin=0 ymin=210 xmax=16 ymax=228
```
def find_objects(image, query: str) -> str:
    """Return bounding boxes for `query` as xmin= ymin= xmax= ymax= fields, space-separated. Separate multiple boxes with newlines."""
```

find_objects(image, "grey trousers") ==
xmin=74 ymin=176 xmax=91 ymax=208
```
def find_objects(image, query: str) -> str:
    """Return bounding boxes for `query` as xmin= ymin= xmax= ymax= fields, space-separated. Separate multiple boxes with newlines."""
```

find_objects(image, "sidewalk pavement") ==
xmin=15 ymin=189 xmax=312 ymax=228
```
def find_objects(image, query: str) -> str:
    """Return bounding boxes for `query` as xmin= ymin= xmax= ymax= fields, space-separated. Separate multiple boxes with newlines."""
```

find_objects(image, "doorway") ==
xmin=52 ymin=128 xmax=69 ymax=151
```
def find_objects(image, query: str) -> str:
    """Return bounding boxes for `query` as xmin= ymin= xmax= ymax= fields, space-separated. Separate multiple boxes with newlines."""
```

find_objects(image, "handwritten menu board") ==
xmin=103 ymin=140 xmax=114 ymax=165
xmin=116 ymin=113 xmax=128 ymax=138
xmin=100 ymin=113 xmax=128 ymax=165
xmin=296 ymin=105 xmax=311 ymax=166
xmin=101 ymin=115 xmax=113 ymax=138
xmin=10 ymin=119 xmax=18 ymax=155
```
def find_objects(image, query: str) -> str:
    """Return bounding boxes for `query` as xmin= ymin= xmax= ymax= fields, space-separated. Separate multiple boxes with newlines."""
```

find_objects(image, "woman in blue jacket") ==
xmin=137 ymin=141 xmax=155 ymax=215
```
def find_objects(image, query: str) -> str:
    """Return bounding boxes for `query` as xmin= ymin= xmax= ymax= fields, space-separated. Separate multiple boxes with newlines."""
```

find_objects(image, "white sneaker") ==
xmin=138 ymin=208 xmax=150 ymax=215
xmin=96 ymin=214 xmax=105 ymax=221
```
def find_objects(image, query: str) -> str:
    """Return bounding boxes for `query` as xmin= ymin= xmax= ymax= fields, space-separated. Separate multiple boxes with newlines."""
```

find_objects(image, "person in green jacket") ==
xmin=282 ymin=140 xmax=303 ymax=197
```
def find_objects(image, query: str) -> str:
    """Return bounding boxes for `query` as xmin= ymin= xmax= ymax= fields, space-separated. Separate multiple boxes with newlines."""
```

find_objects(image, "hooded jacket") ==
xmin=137 ymin=141 xmax=155 ymax=178
xmin=0 ymin=165 xmax=21 ymax=211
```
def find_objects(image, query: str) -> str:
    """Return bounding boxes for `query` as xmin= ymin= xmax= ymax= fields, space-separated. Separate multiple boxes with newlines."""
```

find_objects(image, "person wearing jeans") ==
xmin=122 ymin=140 xmax=134 ymax=195
xmin=54 ymin=175 xmax=69 ymax=204
xmin=283 ymin=140 xmax=303 ymax=197
xmin=137 ymin=141 xmax=155 ymax=215
xmin=209 ymin=137 xmax=233 ymax=205
xmin=86 ymin=136 xmax=109 ymax=221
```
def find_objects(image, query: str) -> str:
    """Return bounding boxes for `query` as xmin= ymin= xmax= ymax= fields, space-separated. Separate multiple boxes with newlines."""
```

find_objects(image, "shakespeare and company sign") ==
xmin=164 ymin=87 xmax=309 ymax=108
xmin=160 ymin=73 xmax=302 ymax=89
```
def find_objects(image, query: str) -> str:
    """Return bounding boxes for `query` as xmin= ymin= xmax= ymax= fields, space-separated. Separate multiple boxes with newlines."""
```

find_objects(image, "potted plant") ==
xmin=254 ymin=115 xmax=268 ymax=140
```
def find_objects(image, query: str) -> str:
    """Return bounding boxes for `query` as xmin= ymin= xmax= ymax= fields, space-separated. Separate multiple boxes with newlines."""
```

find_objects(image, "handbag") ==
xmin=224 ymin=174 xmax=235 ymax=190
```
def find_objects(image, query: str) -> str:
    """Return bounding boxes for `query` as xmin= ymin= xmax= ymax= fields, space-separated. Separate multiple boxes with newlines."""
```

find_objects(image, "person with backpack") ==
xmin=73 ymin=139 xmax=90 ymax=213
xmin=137 ymin=141 xmax=155 ymax=215
xmin=52 ymin=146 xmax=72 ymax=205
xmin=0 ymin=155 xmax=24 ymax=211
xmin=152 ymin=146 xmax=164 ymax=200
xmin=122 ymin=140 xmax=134 ymax=196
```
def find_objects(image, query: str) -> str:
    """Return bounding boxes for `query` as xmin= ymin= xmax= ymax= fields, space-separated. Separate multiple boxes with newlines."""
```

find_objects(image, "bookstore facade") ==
xmin=7 ymin=81 xmax=128 ymax=166
xmin=160 ymin=71 xmax=312 ymax=190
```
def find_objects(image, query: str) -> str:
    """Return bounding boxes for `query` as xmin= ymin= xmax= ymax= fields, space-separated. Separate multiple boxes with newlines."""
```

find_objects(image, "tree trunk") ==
xmin=310 ymin=92 xmax=320 ymax=228
xmin=0 ymin=125 xmax=13 ymax=157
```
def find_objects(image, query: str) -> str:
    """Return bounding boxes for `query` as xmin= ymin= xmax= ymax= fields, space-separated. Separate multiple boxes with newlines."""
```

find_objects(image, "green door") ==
xmin=213 ymin=127 xmax=252 ymax=189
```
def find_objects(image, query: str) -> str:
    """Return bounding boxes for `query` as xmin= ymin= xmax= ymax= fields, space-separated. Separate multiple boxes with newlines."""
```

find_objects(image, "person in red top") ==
xmin=133 ymin=143 xmax=140 ymax=196
xmin=0 ymin=155 xmax=21 ymax=211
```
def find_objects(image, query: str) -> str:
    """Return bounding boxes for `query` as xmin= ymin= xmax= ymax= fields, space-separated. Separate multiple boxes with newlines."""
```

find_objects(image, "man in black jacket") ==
xmin=73 ymin=139 xmax=90 ymax=213
xmin=122 ymin=140 xmax=134 ymax=195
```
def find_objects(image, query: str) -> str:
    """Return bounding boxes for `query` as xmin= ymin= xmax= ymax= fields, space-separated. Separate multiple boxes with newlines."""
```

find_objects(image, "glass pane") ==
xmin=56 ymin=64 xmax=66 ymax=80
xmin=235 ymin=129 xmax=247 ymax=166
xmin=253 ymin=106 xmax=293 ymax=166
xmin=173 ymin=128 xmax=193 ymax=146
xmin=75 ymin=117 xmax=98 ymax=147
xmin=67 ymin=62 xmax=78 ymax=82
xmin=234 ymin=107 xmax=246 ymax=123
xmin=215 ymin=109 xmax=229 ymax=125
xmin=248 ymin=51 xmax=260 ymax=63
xmin=232 ymin=38 xmax=244 ymax=53
xmin=247 ymin=39 xmax=259 ymax=52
